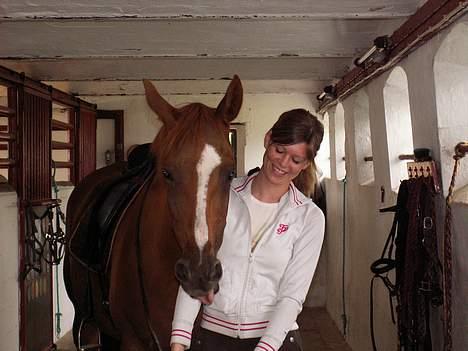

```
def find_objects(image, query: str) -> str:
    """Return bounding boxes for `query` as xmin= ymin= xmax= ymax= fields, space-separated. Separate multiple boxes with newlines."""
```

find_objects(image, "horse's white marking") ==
xmin=195 ymin=144 xmax=221 ymax=253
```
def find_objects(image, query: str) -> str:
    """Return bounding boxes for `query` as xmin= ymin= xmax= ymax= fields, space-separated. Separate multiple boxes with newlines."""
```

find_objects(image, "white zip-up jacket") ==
xmin=171 ymin=174 xmax=325 ymax=351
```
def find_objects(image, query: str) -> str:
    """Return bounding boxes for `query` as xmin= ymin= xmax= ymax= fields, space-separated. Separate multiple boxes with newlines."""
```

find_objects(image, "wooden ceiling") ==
xmin=0 ymin=0 xmax=425 ymax=95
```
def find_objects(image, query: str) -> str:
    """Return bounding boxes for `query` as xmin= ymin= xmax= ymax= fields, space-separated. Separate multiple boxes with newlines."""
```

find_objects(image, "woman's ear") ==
xmin=264 ymin=130 xmax=272 ymax=148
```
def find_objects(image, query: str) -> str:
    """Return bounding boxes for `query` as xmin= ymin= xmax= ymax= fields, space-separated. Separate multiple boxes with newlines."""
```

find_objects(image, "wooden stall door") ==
xmin=75 ymin=106 xmax=97 ymax=183
xmin=18 ymin=87 xmax=54 ymax=351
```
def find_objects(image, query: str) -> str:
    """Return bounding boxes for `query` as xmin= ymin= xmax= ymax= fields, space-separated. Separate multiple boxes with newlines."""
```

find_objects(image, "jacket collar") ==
xmin=231 ymin=171 xmax=309 ymax=208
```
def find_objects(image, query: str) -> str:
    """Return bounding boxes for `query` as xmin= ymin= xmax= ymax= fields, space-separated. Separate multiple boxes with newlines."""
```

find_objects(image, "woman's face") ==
xmin=262 ymin=131 xmax=310 ymax=187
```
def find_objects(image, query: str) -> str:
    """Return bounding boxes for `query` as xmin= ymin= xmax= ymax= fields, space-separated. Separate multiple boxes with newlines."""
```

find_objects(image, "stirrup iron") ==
xmin=77 ymin=316 xmax=102 ymax=350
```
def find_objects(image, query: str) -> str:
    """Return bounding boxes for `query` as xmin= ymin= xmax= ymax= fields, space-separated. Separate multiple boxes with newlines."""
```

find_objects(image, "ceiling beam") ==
xmin=46 ymin=79 xmax=328 ymax=96
xmin=0 ymin=57 xmax=351 ymax=81
xmin=0 ymin=0 xmax=424 ymax=19
xmin=0 ymin=18 xmax=404 ymax=59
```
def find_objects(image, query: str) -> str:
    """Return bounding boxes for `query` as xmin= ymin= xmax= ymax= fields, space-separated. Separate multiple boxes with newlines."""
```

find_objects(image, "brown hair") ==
xmin=269 ymin=109 xmax=324 ymax=198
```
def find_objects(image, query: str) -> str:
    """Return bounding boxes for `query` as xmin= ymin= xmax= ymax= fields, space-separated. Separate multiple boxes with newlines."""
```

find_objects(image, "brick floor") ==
xmin=57 ymin=307 xmax=352 ymax=351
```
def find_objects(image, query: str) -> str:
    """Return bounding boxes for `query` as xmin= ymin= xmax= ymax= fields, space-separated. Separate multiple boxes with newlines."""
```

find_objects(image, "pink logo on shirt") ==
xmin=276 ymin=224 xmax=289 ymax=235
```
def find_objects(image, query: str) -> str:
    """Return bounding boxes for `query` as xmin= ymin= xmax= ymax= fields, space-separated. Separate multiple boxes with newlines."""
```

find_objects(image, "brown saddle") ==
xmin=69 ymin=157 xmax=155 ymax=273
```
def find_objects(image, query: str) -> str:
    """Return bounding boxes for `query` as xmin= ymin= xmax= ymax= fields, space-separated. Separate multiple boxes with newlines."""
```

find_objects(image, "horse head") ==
xmin=143 ymin=76 xmax=243 ymax=304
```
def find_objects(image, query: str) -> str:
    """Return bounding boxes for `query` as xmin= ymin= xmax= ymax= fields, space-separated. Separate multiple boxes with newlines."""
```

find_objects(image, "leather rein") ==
xmin=134 ymin=170 xmax=163 ymax=351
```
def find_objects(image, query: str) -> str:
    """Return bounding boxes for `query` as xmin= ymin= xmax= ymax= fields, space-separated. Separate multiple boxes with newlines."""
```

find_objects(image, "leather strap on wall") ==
xmin=443 ymin=142 xmax=468 ymax=351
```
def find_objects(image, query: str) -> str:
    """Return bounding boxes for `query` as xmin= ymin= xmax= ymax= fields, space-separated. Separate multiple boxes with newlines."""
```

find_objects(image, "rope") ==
xmin=341 ymin=176 xmax=348 ymax=336
xmin=442 ymin=155 xmax=461 ymax=351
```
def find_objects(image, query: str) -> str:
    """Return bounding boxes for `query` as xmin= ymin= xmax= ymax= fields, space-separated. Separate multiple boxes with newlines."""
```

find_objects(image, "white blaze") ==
xmin=194 ymin=144 xmax=221 ymax=251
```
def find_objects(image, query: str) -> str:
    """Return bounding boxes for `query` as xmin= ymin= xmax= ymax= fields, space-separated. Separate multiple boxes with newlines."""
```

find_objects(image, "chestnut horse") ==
xmin=64 ymin=76 xmax=243 ymax=350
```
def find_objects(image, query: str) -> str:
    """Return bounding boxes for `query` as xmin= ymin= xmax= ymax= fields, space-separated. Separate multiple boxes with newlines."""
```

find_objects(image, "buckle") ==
xmin=419 ymin=281 xmax=432 ymax=292
xmin=423 ymin=217 xmax=433 ymax=229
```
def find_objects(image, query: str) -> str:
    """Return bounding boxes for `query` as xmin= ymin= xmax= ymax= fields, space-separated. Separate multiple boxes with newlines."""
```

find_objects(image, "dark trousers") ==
xmin=190 ymin=328 xmax=303 ymax=351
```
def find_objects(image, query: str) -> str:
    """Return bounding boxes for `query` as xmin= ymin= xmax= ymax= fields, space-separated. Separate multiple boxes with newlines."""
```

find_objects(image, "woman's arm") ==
xmin=170 ymin=343 xmax=186 ymax=351
xmin=170 ymin=286 xmax=202 ymax=349
xmin=255 ymin=207 xmax=325 ymax=351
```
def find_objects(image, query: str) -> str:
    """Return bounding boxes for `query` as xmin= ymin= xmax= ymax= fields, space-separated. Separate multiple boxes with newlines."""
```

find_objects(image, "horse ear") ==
xmin=216 ymin=75 xmax=243 ymax=122
xmin=143 ymin=80 xmax=176 ymax=126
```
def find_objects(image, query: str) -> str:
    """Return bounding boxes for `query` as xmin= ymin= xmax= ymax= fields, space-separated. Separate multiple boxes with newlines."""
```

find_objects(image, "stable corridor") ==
xmin=56 ymin=307 xmax=352 ymax=351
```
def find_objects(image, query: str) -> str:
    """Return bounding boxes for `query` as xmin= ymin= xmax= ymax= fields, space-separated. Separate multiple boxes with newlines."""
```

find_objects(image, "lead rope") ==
xmin=443 ymin=142 xmax=467 ymax=351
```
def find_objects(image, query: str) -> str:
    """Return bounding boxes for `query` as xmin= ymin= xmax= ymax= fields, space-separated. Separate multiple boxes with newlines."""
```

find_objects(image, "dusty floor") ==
xmin=56 ymin=307 xmax=352 ymax=351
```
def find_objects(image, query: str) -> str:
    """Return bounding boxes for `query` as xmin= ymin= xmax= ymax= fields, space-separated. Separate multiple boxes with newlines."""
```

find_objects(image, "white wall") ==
xmin=0 ymin=191 xmax=19 ymax=351
xmin=324 ymin=14 xmax=468 ymax=351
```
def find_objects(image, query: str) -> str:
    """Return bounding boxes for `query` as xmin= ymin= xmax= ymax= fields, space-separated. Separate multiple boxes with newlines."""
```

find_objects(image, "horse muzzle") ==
xmin=174 ymin=257 xmax=223 ymax=304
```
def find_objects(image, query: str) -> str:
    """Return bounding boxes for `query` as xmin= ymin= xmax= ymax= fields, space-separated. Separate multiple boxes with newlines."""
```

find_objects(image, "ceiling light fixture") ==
xmin=354 ymin=35 xmax=392 ymax=68
xmin=317 ymin=85 xmax=337 ymax=102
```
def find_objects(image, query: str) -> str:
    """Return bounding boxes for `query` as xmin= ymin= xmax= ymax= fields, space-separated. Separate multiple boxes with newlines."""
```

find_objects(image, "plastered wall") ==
xmin=0 ymin=192 xmax=19 ymax=351
xmin=324 ymin=15 xmax=468 ymax=351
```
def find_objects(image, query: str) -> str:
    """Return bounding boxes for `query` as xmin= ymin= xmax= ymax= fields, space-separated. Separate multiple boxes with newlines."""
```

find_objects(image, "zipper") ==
xmin=236 ymin=200 xmax=254 ymax=336
xmin=237 ymin=251 xmax=254 ymax=336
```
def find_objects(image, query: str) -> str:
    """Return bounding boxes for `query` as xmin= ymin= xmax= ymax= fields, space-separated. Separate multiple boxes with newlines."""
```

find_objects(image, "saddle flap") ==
xmin=69 ymin=158 xmax=154 ymax=272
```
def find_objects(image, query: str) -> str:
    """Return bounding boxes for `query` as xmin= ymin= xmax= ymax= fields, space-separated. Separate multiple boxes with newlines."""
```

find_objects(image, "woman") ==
xmin=171 ymin=108 xmax=325 ymax=351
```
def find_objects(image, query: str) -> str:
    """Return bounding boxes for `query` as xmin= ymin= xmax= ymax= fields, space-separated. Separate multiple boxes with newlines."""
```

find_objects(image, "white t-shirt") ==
xmin=244 ymin=192 xmax=279 ymax=250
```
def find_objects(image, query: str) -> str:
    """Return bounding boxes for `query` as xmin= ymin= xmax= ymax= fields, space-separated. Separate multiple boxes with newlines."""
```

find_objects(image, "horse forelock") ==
xmin=156 ymin=102 xmax=229 ymax=161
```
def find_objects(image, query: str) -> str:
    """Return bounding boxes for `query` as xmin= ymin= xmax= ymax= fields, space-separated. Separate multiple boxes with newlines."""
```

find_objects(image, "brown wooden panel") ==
xmin=0 ymin=158 xmax=15 ymax=167
xmin=51 ymin=140 xmax=74 ymax=150
xmin=19 ymin=90 xmax=52 ymax=202
xmin=53 ymin=161 xmax=74 ymax=168
xmin=24 ymin=265 xmax=54 ymax=351
xmin=76 ymin=107 xmax=97 ymax=183
xmin=8 ymin=86 xmax=18 ymax=190
xmin=0 ymin=105 xmax=15 ymax=116
xmin=51 ymin=119 xmax=74 ymax=131
xmin=0 ymin=131 xmax=15 ymax=141
xmin=18 ymin=88 xmax=54 ymax=351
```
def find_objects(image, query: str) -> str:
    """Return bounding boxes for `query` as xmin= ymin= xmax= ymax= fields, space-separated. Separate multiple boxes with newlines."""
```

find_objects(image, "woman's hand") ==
xmin=171 ymin=343 xmax=186 ymax=351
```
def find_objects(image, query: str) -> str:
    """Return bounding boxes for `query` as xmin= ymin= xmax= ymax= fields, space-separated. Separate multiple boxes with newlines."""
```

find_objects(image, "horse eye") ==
xmin=228 ymin=170 xmax=235 ymax=181
xmin=162 ymin=168 xmax=173 ymax=181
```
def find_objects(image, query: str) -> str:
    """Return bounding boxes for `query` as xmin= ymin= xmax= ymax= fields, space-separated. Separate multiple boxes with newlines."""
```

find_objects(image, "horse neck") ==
xmin=140 ymin=177 xmax=181 ymax=267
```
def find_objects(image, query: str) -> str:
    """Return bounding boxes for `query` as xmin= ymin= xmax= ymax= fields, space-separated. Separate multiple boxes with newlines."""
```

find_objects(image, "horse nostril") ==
xmin=210 ymin=260 xmax=223 ymax=281
xmin=175 ymin=259 xmax=191 ymax=283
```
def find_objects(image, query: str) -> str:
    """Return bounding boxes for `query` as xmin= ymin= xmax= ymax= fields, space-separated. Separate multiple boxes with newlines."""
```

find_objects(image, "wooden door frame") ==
xmin=96 ymin=110 xmax=124 ymax=163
